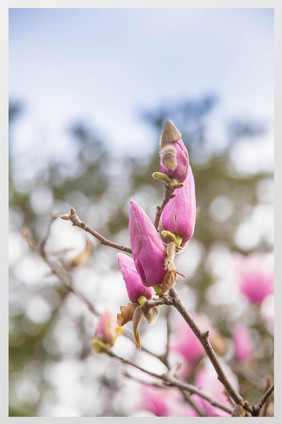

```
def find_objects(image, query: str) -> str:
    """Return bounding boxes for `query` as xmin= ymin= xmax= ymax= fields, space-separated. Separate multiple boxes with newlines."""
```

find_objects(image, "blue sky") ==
xmin=9 ymin=8 xmax=273 ymax=163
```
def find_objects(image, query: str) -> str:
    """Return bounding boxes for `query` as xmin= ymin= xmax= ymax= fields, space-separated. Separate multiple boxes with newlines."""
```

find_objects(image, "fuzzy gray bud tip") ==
xmin=160 ymin=120 xmax=181 ymax=148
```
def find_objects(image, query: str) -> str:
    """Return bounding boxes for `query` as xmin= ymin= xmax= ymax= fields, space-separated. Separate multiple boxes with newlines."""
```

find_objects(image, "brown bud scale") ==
xmin=160 ymin=120 xmax=181 ymax=148
xmin=161 ymin=145 xmax=177 ymax=171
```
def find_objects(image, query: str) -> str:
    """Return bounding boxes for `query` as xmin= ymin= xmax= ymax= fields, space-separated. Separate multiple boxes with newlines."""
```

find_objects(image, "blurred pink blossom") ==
xmin=193 ymin=366 xmax=239 ymax=417
xmin=170 ymin=315 xmax=228 ymax=379
xmin=233 ymin=253 xmax=274 ymax=305
xmin=129 ymin=199 xmax=166 ymax=287
xmin=162 ymin=165 xmax=196 ymax=245
xmin=117 ymin=253 xmax=153 ymax=303
xmin=91 ymin=307 xmax=122 ymax=352
xmin=170 ymin=318 xmax=205 ymax=370
xmin=232 ymin=324 xmax=253 ymax=363
xmin=137 ymin=384 xmax=198 ymax=417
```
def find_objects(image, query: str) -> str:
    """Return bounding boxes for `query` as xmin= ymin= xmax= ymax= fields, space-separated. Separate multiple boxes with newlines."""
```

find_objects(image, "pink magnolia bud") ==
xmin=233 ymin=253 xmax=274 ymax=305
xmin=160 ymin=120 xmax=189 ymax=182
xmin=91 ymin=307 xmax=122 ymax=352
xmin=232 ymin=324 xmax=253 ymax=363
xmin=161 ymin=166 xmax=196 ymax=244
xmin=193 ymin=366 xmax=239 ymax=417
xmin=117 ymin=253 xmax=154 ymax=303
xmin=129 ymin=200 xmax=166 ymax=287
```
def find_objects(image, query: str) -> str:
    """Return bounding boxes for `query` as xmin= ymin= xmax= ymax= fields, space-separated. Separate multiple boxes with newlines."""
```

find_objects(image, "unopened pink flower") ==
xmin=138 ymin=384 xmax=198 ymax=417
xmin=193 ymin=366 xmax=239 ymax=417
xmin=129 ymin=200 xmax=166 ymax=287
xmin=232 ymin=324 xmax=253 ymax=363
xmin=91 ymin=307 xmax=122 ymax=352
xmin=233 ymin=253 xmax=274 ymax=305
xmin=160 ymin=120 xmax=189 ymax=182
xmin=117 ymin=253 xmax=153 ymax=303
xmin=161 ymin=165 xmax=196 ymax=244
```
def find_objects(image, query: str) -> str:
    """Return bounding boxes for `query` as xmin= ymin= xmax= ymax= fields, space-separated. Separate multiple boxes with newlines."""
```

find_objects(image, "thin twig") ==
xmin=67 ymin=208 xmax=132 ymax=253
xmin=40 ymin=214 xmax=60 ymax=249
xmin=252 ymin=384 xmax=274 ymax=416
xmin=259 ymin=383 xmax=274 ymax=409
xmin=21 ymin=227 xmax=100 ymax=316
xmin=107 ymin=350 xmax=233 ymax=414
xmin=144 ymin=297 xmax=171 ymax=309
xmin=123 ymin=371 xmax=206 ymax=417
xmin=158 ymin=307 xmax=172 ymax=369
xmin=154 ymin=184 xmax=175 ymax=230
xmin=181 ymin=389 xmax=206 ymax=417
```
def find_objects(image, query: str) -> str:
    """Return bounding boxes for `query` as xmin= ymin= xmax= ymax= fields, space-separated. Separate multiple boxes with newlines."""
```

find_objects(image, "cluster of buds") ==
xmin=114 ymin=120 xmax=196 ymax=347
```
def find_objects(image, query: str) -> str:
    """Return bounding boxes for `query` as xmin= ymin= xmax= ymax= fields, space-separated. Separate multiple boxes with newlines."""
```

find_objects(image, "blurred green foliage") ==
xmin=9 ymin=96 xmax=273 ymax=416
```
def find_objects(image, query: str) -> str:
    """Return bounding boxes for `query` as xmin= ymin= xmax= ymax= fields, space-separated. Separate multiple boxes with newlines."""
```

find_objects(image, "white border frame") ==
xmin=1 ymin=1 xmax=280 ymax=423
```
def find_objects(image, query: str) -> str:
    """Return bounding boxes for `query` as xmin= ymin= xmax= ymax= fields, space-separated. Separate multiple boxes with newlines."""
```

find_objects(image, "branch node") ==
xmin=202 ymin=330 xmax=210 ymax=340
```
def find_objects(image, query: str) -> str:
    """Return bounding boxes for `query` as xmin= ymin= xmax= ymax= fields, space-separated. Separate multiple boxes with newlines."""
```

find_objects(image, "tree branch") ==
xmin=65 ymin=208 xmax=132 ymax=253
xmin=181 ymin=389 xmax=206 ymax=417
xmin=22 ymin=226 xmax=165 ymax=362
xmin=167 ymin=286 xmax=253 ymax=414
xmin=22 ymin=223 xmax=236 ymax=415
xmin=107 ymin=350 xmax=233 ymax=414
xmin=122 ymin=371 xmax=206 ymax=416
xmin=154 ymin=184 xmax=175 ymax=230
xmin=252 ymin=384 xmax=274 ymax=416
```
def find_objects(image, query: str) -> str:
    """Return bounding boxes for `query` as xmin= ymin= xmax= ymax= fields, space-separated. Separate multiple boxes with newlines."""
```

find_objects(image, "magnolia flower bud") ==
xmin=117 ymin=253 xmax=154 ymax=303
xmin=91 ymin=307 xmax=122 ymax=353
xmin=161 ymin=166 xmax=196 ymax=245
xmin=160 ymin=120 xmax=189 ymax=182
xmin=129 ymin=200 xmax=166 ymax=287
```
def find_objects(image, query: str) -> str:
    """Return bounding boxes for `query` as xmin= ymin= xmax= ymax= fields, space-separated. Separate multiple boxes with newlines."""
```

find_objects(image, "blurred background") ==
xmin=9 ymin=8 xmax=274 ymax=417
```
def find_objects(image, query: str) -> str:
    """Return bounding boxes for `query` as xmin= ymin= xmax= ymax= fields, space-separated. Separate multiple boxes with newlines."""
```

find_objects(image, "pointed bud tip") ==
xmin=161 ymin=120 xmax=181 ymax=148
xmin=60 ymin=214 xmax=70 ymax=220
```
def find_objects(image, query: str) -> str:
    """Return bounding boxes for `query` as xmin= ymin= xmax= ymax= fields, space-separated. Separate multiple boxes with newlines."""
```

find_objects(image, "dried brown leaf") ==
xmin=132 ymin=306 xmax=144 ymax=349
xmin=117 ymin=303 xmax=138 ymax=327
xmin=67 ymin=239 xmax=95 ymax=268
xmin=161 ymin=270 xmax=178 ymax=294
xmin=144 ymin=306 xmax=159 ymax=324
